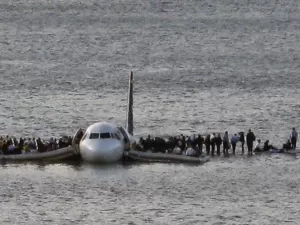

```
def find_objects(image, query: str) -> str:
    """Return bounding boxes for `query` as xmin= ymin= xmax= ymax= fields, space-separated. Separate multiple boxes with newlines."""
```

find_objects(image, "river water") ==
xmin=0 ymin=0 xmax=300 ymax=224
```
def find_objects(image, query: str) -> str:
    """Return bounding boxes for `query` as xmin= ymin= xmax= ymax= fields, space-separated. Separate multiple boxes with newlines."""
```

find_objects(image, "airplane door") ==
xmin=72 ymin=128 xmax=85 ymax=153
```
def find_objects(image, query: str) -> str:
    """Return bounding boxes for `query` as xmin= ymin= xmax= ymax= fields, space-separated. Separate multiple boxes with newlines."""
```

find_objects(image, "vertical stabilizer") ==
xmin=126 ymin=71 xmax=134 ymax=135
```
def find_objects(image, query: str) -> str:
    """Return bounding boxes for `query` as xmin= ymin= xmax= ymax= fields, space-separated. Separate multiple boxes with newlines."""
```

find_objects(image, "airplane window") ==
xmin=90 ymin=133 xmax=100 ymax=139
xmin=114 ymin=133 xmax=120 ymax=140
xmin=100 ymin=133 xmax=111 ymax=139
xmin=111 ymin=133 xmax=120 ymax=140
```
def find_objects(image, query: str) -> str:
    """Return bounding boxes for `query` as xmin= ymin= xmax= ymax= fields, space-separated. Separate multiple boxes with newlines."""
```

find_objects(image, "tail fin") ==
xmin=126 ymin=71 xmax=134 ymax=135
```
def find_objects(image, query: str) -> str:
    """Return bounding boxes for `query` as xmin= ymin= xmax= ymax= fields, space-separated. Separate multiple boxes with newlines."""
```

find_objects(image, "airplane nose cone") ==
xmin=80 ymin=140 xmax=124 ymax=163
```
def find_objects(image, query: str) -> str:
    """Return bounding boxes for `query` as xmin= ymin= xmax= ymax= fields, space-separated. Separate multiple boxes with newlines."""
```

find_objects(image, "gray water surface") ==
xmin=1 ymin=156 xmax=300 ymax=225
xmin=0 ymin=0 xmax=300 ymax=224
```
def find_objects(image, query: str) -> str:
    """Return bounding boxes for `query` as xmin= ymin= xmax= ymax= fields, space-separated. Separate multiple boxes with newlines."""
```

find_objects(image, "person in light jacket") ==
xmin=231 ymin=134 xmax=239 ymax=155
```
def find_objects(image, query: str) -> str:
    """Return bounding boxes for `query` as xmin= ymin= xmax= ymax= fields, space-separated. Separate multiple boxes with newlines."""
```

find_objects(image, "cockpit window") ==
xmin=111 ymin=133 xmax=120 ymax=140
xmin=89 ymin=133 xmax=100 ymax=139
xmin=100 ymin=133 xmax=111 ymax=139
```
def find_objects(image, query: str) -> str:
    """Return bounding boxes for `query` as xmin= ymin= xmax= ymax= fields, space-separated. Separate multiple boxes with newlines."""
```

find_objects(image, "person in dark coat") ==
xmin=263 ymin=140 xmax=278 ymax=152
xmin=246 ymin=129 xmax=256 ymax=155
xmin=153 ymin=137 xmax=166 ymax=153
xmin=239 ymin=132 xmax=245 ymax=154
xmin=19 ymin=138 xmax=24 ymax=151
xmin=191 ymin=134 xmax=197 ymax=149
xmin=290 ymin=127 xmax=298 ymax=149
xmin=215 ymin=133 xmax=222 ymax=156
xmin=204 ymin=134 xmax=211 ymax=155
xmin=179 ymin=134 xmax=186 ymax=151
xmin=223 ymin=131 xmax=230 ymax=156
xmin=282 ymin=139 xmax=292 ymax=151
xmin=196 ymin=134 xmax=204 ymax=156
xmin=210 ymin=133 xmax=216 ymax=156
xmin=144 ymin=135 xmax=153 ymax=150
xmin=58 ymin=138 xmax=63 ymax=148
xmin=75 ymin=131 xmax=84 ymax=145
xmin=36 ymin=138 xmax=45 ymax=153
xmin=137 ymin=137 xmax=145 ymax=151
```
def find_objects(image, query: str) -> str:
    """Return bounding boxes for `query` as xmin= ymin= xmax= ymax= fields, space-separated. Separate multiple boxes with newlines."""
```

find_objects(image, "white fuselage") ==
xmin=79 ymin=122 xmax=130 ymax=163
xmin=79 ymin=72 xmax=134 ymax=163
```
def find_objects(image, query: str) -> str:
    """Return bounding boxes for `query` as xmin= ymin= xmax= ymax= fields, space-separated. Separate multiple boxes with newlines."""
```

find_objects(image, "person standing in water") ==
xmin=291 ymin=127 xmax=298 ymax=149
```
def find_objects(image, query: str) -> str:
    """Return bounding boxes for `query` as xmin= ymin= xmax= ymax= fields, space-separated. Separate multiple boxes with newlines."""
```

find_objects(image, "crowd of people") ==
xmin=0 ymin=128 xmax=298 ymax=157
xmin=135 ymin=128 xmax=298 ymax=157
xmin=0 ymin=135 xmax=73 ymax=155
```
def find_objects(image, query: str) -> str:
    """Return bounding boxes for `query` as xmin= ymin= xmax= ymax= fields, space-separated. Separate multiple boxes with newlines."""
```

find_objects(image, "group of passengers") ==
xmin=254 ymin=128 xmax=297 ymax=153
xmin=0 ymin=128 xmax=297 ymax=157
xmin=135 ymin=128 xmax=298 ymax=157
xmin=0 ymin=135 xmax=73 ymax=155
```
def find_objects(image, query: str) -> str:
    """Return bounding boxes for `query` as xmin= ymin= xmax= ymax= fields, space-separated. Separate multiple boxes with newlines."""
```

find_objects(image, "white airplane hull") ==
xmin=79 ymin=139 xmax=124 ymax=163
xmin=78 ymin=72 xmax=134 ymax=163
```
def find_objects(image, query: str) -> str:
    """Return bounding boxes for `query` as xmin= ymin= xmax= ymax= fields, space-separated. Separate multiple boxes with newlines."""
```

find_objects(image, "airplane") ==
xmin=78 ymin=71 xmax=135 ymax=163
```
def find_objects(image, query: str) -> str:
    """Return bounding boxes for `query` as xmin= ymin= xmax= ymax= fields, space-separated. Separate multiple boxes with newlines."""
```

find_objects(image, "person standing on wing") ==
xmin=215 ymin=133 xmax=222 ymax=156
xmin=223 ymin=131 xmax=230 ymax=156
xmin=239 ymin=132 xmax=245 ymax=154
xmin=291 ymin=127 xmax=298 ymax=149
xmin=230 ymin=133 xmax=239 ymax=155
xmin=246 ymin=129 xmax=256 ymax=155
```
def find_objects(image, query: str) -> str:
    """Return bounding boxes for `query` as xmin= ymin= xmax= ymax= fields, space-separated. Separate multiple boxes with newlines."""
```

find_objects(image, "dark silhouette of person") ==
xmin=239 ymin=132 xmax=245 ymax=154
xmin=19 ymin=138 xmax=24 ymax=152
xmin=246 ymin=129 xmax=256 ymax=154
xmin=36 ymin=138 xmax=45 ymax=153
xmin=204 ymin=134 xmax=210 ymax=155
xmin=196 ymin=134 xmax=204 ymax=156
xmin=215 ymin=133 xmax=222 ymax=156
xmin=291 ymin=127 xmax=298 ymax=149
xmin=210 ymin=133 xmax=216 ymax=156
xmin=263 ymin=140 xmax=278 ymax=152
xmin=76 ymin=130 xmax=84 ymax=144
xmin=282 ymin=139 xmax=292 ymax=151
xmin=223 ymin=131 xmax=229 ymax=156
xmin=180 ymin=134 xmax=186 ymax=151
xmin=144 ymin=135 xmax=153 ymax=150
